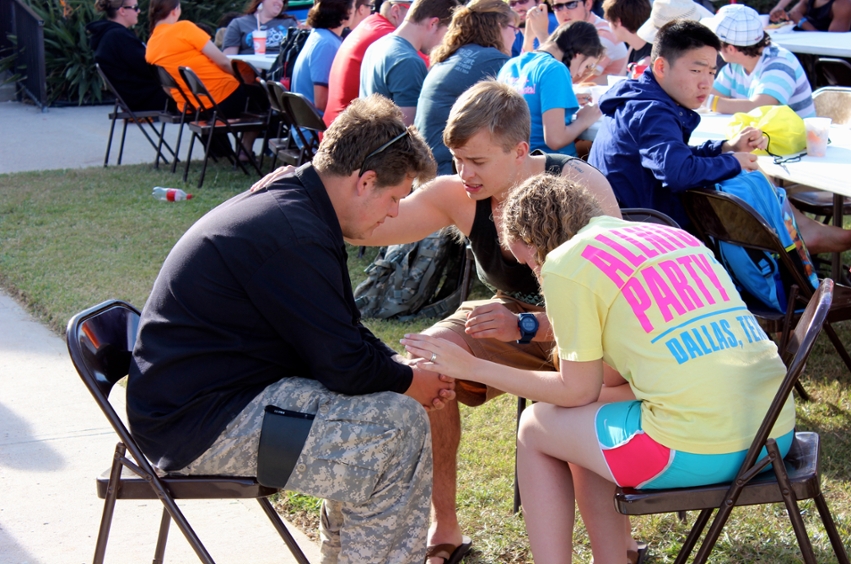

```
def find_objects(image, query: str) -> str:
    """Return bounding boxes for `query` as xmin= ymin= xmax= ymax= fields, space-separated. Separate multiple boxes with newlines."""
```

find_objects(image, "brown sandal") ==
xmin=627 ymin=541 xmax=648 ymax=564
xmin=425 ymin=536 xmax=472 ymax=564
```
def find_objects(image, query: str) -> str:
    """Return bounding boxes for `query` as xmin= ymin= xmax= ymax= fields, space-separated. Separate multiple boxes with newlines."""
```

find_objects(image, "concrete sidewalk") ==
xmin=0 ymin=100 xmax=321 ymax=562
xmin=0 ymin=100 xmax=197 ymax=175
xmin=0 ymin=291 xmax=321 ymax=563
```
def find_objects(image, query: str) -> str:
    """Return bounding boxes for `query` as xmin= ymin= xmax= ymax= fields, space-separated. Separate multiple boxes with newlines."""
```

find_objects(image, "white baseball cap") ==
xmin=637 ymin=0 xmax=715 ymax=43
xmin=701 ymin=4 xmax=765 ymax=46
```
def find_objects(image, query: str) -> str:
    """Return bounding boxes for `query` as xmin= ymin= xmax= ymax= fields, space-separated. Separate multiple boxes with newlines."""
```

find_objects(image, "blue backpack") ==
xmin=713 ymin=171 xmax=819 ymax=313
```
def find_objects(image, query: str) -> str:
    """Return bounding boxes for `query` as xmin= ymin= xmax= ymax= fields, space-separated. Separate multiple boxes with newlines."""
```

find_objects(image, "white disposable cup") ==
xmin=759 ymin=14 xmax=770 ymax=28
xmin=574 ymin=85 xmax=592 ymax=106
xmin=590 ymin=85 xmax=608 ymax=104
xmin=804 ymin=117 xmax=831 ymax=157
xmin=253 ymin=30 xmax=267 ymax=55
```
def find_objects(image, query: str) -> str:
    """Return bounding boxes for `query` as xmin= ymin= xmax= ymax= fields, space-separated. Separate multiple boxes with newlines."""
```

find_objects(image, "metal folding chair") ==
xmin=66 ymin=299 xmax=311 ymax=564
xmin=614 ymin=280 xmax=850 ymax=564
xmin=178 ymin=66 xmax=267 ymax=187
xmin=96 ymin=63 xmax=176 ymax=168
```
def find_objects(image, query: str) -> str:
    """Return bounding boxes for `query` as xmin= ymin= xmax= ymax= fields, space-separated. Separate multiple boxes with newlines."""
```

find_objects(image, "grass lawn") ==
xmin=2 ymin=161 xmax=851 ymax=562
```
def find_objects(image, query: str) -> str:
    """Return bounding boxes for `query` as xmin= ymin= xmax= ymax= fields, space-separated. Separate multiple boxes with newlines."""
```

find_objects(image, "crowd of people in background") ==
xmin=87 ymin=0 xmax=851 ymax=562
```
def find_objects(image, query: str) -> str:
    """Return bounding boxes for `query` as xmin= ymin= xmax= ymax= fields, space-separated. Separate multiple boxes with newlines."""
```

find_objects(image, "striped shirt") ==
xmin=713 ymin=44 xmax=815 ymax=118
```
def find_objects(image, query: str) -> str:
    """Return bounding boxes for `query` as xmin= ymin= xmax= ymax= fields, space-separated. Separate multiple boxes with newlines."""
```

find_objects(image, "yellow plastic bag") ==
xmin=726 ymin=105 xmax=806 ymax=156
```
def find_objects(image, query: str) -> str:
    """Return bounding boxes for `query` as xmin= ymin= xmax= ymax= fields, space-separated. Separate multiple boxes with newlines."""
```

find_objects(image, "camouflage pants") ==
xmin=178 ymin=377 xmax=432 ymax=564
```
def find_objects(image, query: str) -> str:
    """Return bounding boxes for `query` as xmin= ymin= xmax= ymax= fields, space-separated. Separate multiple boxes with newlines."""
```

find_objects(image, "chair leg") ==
xmin=675 ymin=508 xmax=713 ymax=564
xmin=768 ymin=440 xmax=818 ymax=564
xmin=256 ymin=497 xmax=311 ymax=564
xmin=104 ymin=110 xmax=118 ymax=168
xmin=184 ymin=133 xmax=197 ymax=183
xmin=93 ymin=443 xmax=127 ymax=564
xmin=824 ymin=321 xmax=851 ymax=373
xmin=198 ymin=129 xmax=216 ymax=188
xmin=513 ymin=396 xmax=527 ymax=515
xmin=172 ymin=122 xmax=186 ymax=174
xmin=118 ymin=119 xmax=129 ymax=166
xmin=794 ymin=380 xmax=811 ymax=402
xmin=156 ymin=121 xmax=167 ymax=170
xmin=813 ymin=491 xmax=851 ymax=564
xmin=153 ymin=507 xmax=171 ymax=564
xmin=148 ymin=480 xmax=216 ymax=564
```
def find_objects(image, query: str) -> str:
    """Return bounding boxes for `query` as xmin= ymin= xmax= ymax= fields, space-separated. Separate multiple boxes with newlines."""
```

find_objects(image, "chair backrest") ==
xmin=96 ymin=63 xmax=134 ymax=114
xmin=231 ymin=59 xmax=261 ymax=87
xmin=178 ymin=66 xmax=217 ymax=114
xmin=815 ymin=57 xmax=851 ymax=88
xmin=736 ymin=279 xmax=832 ymax=475
xmin=813 ymin=86 xmax=851 ymax=125
xmin=681 ymin=188 xmax=816 ymax=296
xmin=154 ymin=64 xmax=195 ymax=114
xmin=281 ymin=91 xmax=326 ymax=132
xmin=620 ymin=208 xmax=680 ymax=228
xmin=66 ymin=300 xmax=141 ymax=447
xmin=264 ymin=79 xmax=287 ymax=115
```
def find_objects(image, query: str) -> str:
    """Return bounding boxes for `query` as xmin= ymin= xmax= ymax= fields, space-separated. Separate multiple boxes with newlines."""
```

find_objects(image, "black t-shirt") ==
xmin=127 ymin=164 xmax=412 ymax=471
xmin=628 ymin=42 xmax=652 ymax=66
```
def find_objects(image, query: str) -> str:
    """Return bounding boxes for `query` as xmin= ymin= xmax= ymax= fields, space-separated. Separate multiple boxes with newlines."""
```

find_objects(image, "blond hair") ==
xmin=314 ymin=95 xmax=436 ymax=187
xmin=501 ymin=173 xmax=603 ymax=267
xmin=443 ymin=80 xmax=530 ymax=153
xmin=430 ymin=0 xmax=518 ymax=64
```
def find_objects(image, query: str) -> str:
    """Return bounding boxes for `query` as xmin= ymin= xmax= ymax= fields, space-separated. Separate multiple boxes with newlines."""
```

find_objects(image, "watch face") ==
xmin=520 ymin=316 xmax=537 ymax=331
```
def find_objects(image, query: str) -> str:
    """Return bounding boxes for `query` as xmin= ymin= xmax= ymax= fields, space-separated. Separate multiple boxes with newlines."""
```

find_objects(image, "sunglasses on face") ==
xmin=552 ymin=0 xmax=582 ymax=11
xmin=121 ymin=4 xmax=140 ymax=10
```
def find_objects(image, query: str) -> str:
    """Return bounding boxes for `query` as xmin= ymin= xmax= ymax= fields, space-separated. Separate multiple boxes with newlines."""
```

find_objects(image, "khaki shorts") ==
xmin=433 ymin=294 xmax=556 ymax=407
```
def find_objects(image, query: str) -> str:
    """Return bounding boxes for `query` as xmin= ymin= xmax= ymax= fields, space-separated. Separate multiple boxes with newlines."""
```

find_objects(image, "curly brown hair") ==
xmin=500 ymin=173 xmax=603 ymax=267
xmin=430 ymin=0 xmax=518 ymax=64
xmin=314 ymin=95 xmax=436 ymax=188
xmin=722 ymin=33 xmax=770 ymax=58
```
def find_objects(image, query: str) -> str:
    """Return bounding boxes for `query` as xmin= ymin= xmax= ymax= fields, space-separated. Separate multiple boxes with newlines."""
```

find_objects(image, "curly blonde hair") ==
xmin=500 ymin=173 xmax=603 ymax=267
xmin=430 ymin=0 xmax=518 ymax=64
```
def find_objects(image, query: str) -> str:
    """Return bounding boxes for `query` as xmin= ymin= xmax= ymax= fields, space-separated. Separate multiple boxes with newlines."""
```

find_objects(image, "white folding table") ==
xmin=227 ymin=54 xmax=278 ymax=71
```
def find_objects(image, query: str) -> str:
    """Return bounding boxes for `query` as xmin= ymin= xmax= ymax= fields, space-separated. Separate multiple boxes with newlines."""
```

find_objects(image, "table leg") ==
xmin=832 ymin=193 xmax=842 ymax=282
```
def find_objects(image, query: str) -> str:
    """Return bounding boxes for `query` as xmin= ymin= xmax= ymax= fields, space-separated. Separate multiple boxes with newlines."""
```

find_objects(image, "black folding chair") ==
xmin=511 ymin=209 xmax=682 ymax=513
xmin=614 ymin=279 xmax=850 ymax=564
xmin=153 ymin=65 xmax=197 ymax=174
xmin=259 ymin=79 xmax=298 ymax=170
xmin=66 ymin=300 xmax=311 ymax=564
xmin=279 ymin=91 xmax=326 ymax=166
xmin=178 ymin=66 xmax=267 ymax=188
xmin=682 ymin=188 xmax=851 ymax=382
xmin=96 ymin=63 xmax=176 ymax=169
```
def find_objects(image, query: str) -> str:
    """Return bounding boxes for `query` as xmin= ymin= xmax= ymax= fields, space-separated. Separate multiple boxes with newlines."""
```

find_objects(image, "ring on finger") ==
xmin=430 ymin=352 xmax=437 ymax=363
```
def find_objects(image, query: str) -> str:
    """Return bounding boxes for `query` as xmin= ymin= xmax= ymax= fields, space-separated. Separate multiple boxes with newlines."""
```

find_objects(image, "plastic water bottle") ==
xmin=152 ymin=187 xmax=193 ymax=201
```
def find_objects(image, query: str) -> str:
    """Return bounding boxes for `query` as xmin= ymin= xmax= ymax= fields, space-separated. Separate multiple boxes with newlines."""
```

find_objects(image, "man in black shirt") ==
xmin=128 ymin=95 xmax=451 ymax=563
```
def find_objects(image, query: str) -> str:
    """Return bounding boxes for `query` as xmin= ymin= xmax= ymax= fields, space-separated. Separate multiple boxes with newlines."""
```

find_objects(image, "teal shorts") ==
xmin=595 ymin=400 xmax=794 ymax=490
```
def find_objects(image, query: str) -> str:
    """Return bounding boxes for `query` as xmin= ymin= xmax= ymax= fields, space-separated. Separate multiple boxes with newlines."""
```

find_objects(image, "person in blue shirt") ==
xmin=498 ymin=20 xmax=603 ymax=156
xmin=415 ymin=0 xmax=517 ymax=174
xmin=291 ymin=0 xmax=353 ymax=113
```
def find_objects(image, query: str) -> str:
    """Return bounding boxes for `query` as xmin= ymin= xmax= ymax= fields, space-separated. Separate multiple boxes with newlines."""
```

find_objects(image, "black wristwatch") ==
xmin=517 ymin=313 xmax=539 ymax=344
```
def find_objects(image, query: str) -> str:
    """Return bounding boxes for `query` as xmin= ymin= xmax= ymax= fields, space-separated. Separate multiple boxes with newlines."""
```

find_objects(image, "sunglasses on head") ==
xmin=552 ymin=0 xmax=582 ymax=11
xmin=359 ymin=129 xmax=410 ymax=174
xmin=508 ymin=0 xmax=533 ymax=7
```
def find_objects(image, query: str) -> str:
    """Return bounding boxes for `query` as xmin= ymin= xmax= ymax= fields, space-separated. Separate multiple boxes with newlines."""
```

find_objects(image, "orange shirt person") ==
xmin=146 ymin=0 xmax=239 ymax=113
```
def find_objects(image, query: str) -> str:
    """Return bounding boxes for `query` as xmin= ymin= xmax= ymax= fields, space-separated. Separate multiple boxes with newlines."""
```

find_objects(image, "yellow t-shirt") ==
xmin=146 ymin=20 xmax=239 ymax=111
xmin=542 ymin=216 xmax=794 ymax=454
